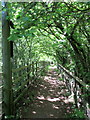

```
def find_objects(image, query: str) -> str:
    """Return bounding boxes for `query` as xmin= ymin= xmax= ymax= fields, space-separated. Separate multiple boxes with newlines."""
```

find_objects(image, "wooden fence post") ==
xmin=32 ymin=61 xmax=34 ymax=76
xmin=0 ymin=11 xmax=2 ymax=119
xmin=2 ymin=2 xmax=13 ymax=117
xmin=27 ymin=63 xmax=30 ymax=86
xmin=36 ymin=61 xmax=38 ymax=76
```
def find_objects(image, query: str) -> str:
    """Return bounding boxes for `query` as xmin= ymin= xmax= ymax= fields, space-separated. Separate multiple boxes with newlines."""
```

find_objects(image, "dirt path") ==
xmin=20 ymin=67 xmax=74 ymax=119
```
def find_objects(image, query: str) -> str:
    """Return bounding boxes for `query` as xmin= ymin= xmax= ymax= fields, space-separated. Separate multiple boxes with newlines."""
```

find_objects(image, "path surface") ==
xmin=20 ymin=67 xmax=74 ymax=119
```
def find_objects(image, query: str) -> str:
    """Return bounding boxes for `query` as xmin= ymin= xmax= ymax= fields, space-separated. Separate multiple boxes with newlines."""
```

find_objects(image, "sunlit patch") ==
xmin=40 ymin=84 xmax=44 ymax=87
xmin=44 ymin=86 xmax=47 ymax=89
xmin=44 ymin=76 xmax=50 ymax=80
xmin=53 ymin=105 xmax=59 ymax=109
xmin=32 ymin=111 xmax=36 ymax=114
xmin=59 ymin=96 xmax=65 ymax=100
xmin=50 ymin=114 xmax=54 ymax=117
xmin=37 ymin=95 xmax=45 ymax=100
xmin=49 ymin=89 xmax=54 ymax=92
xmin=46 ymin=97 xmax=60 ymax=102
xmin=67 ymin=110 xmax=70 ymax=113
xmin=67 ymin=107 xmax=70 ymax=109
xmin=57 ymin=91 xmax=61 ymax=95
xmin=63 ymin=95 xmax=74 ymax=103
xmin=49 ymin=66 xmax=57 ymax=69
xmin=49 ymin=76 xmax=52 ymax=79
xmin=47 ymin=74 xmax=51 ymax=76
xmin=40 ymin=101 xmax=43 ymax=104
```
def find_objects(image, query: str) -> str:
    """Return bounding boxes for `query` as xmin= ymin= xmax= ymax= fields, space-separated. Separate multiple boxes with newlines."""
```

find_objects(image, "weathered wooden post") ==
xmin=35 ymin=61 xmax=38 ymax=76
xmin=0 ymin=9 xmax=2 ymax=119
xmin=2 ymin=2 xmax=13 ymax=117
xmin=32 ymin=61 xmax=34 ymax=77
xmin=27 ymin=63 xmax=30 ymax=86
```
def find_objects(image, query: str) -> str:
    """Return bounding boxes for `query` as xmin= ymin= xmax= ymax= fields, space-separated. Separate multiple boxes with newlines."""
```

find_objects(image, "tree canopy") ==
xmin=5 ymin=2 xmax=90 ymax=83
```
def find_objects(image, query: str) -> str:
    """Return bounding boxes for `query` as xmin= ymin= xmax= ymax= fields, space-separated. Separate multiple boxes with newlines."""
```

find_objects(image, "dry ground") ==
xmin=20 ymin=67 xmax=74 ymax=119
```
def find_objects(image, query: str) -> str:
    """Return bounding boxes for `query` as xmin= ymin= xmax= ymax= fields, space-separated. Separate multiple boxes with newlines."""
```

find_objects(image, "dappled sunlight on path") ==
xmin=20 ymin=68 xmax=74 ymax=118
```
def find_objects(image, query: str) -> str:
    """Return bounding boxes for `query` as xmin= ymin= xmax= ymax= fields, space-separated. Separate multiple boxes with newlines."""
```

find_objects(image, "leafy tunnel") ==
xmin=1 ymin=2 xmax=90 ymax=119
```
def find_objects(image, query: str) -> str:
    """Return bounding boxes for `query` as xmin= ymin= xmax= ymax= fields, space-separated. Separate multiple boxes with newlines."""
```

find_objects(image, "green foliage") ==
xmin=71 ymin=108 xmax=85 ymax=118
xmin=5 ymin=115 xmax=15 ymax=119
xmin=6 ymin=3 xmax=90 ymax=116
xmin=7 ymin=2 xmax=90 ymax=83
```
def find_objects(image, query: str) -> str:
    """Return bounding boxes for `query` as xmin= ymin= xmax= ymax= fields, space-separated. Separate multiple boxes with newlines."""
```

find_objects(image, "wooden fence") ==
xmin=58 ymin=64 xmax=90 ymax=119
xmin=1 ymin=60 xmax=47 ymax=118
xmin=12 ymin=61 xmax=45 ymax=115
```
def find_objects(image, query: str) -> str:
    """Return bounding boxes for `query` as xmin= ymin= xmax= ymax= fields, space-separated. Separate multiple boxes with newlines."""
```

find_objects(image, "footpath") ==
xmin=20 ymin=67 xmax=74 ymax=119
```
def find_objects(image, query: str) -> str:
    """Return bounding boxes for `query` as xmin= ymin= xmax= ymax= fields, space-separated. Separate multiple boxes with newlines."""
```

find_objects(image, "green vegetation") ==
xmin=7 ymin=2 xmax=90 ymax=81
xmin=70 ymin=107 xmax=85 ymax=118
xmin=2 ymin=2 xmax=90 ymax=119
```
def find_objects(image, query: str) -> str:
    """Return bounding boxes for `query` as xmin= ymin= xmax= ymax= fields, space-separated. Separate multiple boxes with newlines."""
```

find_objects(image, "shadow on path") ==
xmin=20 ymin=67 xmax=74 ymax=119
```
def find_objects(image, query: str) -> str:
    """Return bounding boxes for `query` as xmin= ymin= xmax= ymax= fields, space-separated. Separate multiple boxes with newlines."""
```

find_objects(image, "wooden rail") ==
xmin=14 ymin=75 xmax=38 ymax=104
xmin=58 ymin=64 xmax=90 ymax=119
xmin=2 ymin=60 xmax=51 ymax=117
xmin=12 ymin=62 xmax=44 ymax=107
xmin=13 ymin=73 xmax=42 ymax=103
xmin=13 ymin=64 xmax=33 ymax=103
xmin=12 ymin=64 xmax=31 ymax=73
xmin=13 ymin=70 xmax=31 ymax=83
xmin=58 ymin=64 xmax=90 ymax=92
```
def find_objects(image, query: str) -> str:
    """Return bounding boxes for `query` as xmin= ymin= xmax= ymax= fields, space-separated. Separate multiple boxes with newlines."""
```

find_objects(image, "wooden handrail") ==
xmin=58 ymin=64 xmax=90 ymax=92
xmin=14 ymin=85 xmax=29 ymax=104
xmin=12 ymin=70 xmax=31 ymax=83
xmin=12 ymin=61 xmax=47 ymax=73
xmin=12 ymin=64 xmax=31 ymax=73
xmin=13 ymin=68 xmax=43 ymax=104
xmin=14 ymin=75 xmax=39 ymax=104
xmin=13 ymin=79 xmax=29 ymax=93
xmin=13 ymin=62 xmax=46 ymax=104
